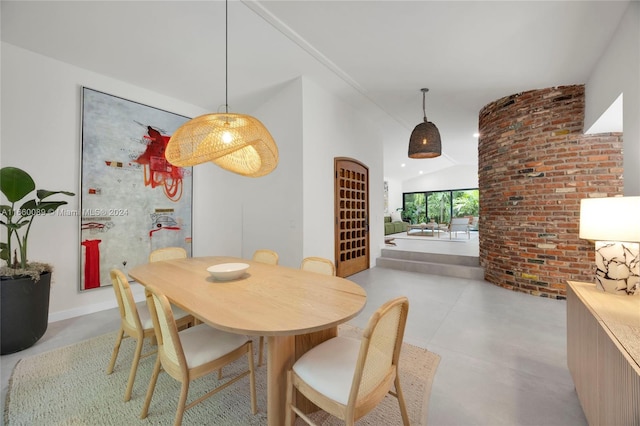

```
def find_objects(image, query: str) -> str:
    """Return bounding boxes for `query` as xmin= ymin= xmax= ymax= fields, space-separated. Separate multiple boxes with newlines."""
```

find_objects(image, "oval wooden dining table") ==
xmin=129 ymin=256 xmax=367 ymax=425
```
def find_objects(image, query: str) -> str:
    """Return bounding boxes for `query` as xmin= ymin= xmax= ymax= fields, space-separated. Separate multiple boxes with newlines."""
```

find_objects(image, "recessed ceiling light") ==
xmin=473 ymin=132 xmax=480 ymax=138
xmin=419 ymin=171 xmax=423 ymax=175
xmin=400 ymin=163 xmax=406 ymax=167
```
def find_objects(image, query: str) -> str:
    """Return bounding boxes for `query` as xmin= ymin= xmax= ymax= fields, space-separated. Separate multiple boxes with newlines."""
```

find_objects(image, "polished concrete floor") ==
xmin=1 ymin=243 xmax=587 ymax=425
xmin=349 ymin=268 xmax=586 ymax=425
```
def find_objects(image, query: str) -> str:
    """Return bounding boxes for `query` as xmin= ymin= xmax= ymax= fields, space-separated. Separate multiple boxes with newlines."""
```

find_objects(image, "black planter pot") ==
xmin=1 ymin=271 xmax=51 ymax=355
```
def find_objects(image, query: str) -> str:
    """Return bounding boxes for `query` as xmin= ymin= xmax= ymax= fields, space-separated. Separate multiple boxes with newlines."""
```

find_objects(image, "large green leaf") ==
xmin=37 ymin=189 xmax=75 ymax=200
xmin=1 ymin=167 xmax=75 ymax=268
xmin=18 ymin=199 xmax=69 ymax=216
xmin=0 ymin=167 xmax=35 ymax=203
xmin=0 ymin=167 xmax=36 ymax=203
xmin=19 ymin=199 xmax=38 ymax=213
xmin=38 ymin=201 xmax=69 ymax=214
xmin=0 ymin=245 xmax=8 ymax=262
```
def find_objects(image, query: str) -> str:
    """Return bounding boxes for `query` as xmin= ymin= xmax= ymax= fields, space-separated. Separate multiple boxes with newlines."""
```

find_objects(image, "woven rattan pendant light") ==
xmin=165 ymin=0 xmax=278 ymax=177
xmin=408 ymin=88 xmax=441 ymax=159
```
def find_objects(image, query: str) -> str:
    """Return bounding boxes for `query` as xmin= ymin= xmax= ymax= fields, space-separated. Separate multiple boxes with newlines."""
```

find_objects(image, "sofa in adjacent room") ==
xmin=384 ymin=212 xmax=408 ymax=235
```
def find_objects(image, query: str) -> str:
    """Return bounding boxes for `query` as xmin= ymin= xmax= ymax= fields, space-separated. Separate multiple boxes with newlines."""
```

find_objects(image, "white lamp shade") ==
xmin=579 ymin=196 xmax=640 ymax=242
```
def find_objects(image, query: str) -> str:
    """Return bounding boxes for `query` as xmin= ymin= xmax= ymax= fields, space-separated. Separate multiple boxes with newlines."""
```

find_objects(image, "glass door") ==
xmin=452 ymin=189 xmax=479 ymax=218
xmin=402 ymin=192 xmax=426 ymax=224
xmin=403 ymin=188 xmax=479 ymax=225
xmin=427 ymin=191 xmax=452 ymax=224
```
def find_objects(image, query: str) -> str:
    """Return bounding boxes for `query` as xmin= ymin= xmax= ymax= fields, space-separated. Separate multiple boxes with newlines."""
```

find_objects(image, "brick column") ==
xmin=478 ymin=85 xmax=623 ymax=298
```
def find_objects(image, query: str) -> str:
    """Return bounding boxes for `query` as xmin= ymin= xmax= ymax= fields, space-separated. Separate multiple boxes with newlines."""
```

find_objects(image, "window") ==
xmin=403 ymin=188 xmax=478 ymax=224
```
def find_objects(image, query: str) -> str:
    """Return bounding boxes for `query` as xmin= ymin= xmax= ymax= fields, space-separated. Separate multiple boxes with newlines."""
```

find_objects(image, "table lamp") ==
xmin=579 ymin=196 xmax=640 ymax=295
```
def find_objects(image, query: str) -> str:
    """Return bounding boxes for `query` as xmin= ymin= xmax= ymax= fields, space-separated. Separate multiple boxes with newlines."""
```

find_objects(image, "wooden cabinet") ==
xmin=566 ymin=281 xmax=640 ymax=425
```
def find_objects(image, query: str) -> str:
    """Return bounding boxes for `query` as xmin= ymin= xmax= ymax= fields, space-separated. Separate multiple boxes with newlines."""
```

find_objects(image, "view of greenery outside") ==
xmin=401 ymin=193 xmax=426 ymax=223
xmin=427 ymin=191 xmax=452 ymax=223
xmin=402 ymin=189 xmax=479 ymax=224
xmin=452 ymin=190 xmax=479 ymax=217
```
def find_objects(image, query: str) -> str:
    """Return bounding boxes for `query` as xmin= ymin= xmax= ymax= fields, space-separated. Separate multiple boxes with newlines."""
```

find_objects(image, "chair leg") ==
xmin=174 ymin=381 xmax=190 ymax=426
xmin=258 ymin=336 xmax=265 ymax=367
xmin=394 ymin=375 xmax=410 ymax=426
xmin=124 ymin=337 xmax=144 ymax=402
xmin=140 ymin=356 xmax=161 ymax=419
xmin=284 ymin=370 xmax=294 ymax=426
xmin=247 ymin=341 xmax=257 ymax=414
xmin=106 ymin=329 xmax=124 ymax=374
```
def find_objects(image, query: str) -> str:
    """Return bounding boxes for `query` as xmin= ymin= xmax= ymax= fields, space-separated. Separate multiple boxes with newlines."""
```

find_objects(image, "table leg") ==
xmin=267 ymin=328 xmax=338 ymax=424
xmin=266 ymin=335 xmax=295 ymax=426
xmin=295 ymin=327 xmax=337 ymax=359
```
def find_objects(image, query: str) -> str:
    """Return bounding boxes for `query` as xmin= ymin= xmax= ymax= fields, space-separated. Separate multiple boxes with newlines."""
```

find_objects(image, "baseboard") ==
xmin=48 ymin=282 xmax=147 ymax=323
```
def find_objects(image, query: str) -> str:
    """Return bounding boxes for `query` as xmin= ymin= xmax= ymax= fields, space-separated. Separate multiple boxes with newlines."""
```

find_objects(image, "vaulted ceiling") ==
xmin=1 ymin=0 xmax=630 ymax=183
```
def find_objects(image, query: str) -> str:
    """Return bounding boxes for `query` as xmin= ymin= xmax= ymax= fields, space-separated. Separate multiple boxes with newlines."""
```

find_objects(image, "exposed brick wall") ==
xmin=478 ymin=85 xmax=623 ymax=299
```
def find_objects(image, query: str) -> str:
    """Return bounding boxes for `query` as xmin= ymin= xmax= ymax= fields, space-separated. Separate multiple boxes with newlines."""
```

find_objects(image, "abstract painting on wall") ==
xmin=79 ymin=87 xmax=192 ymax=291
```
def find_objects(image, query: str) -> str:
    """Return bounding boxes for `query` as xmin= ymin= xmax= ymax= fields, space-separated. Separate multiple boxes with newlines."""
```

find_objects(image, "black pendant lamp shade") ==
xmin=408 ymin=88 xmax=441 ymax=159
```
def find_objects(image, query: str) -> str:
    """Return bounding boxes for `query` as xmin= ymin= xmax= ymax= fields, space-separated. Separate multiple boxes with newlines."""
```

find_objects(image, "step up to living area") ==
xmin=376 ymin=248 xmax=484 ymax=280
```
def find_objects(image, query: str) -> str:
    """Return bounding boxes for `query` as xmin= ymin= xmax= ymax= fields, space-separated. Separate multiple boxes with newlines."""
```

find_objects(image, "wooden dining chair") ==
xmin=140 ymin=285 xmax=257 ymax=426
xmin=106 ymin=269 xmax=193 ymax=402
xmin=284 ymin=296 xmax=411 ymax=426
xmin=300 ymin=256 xmax=336 ymax=276
xmin=149 ymin=247 xmax=187 ymax=262
xmin=251 ymin=249 xmax=279 ymax=366
xmin=252 ymin=249 xmax=279 ymax=265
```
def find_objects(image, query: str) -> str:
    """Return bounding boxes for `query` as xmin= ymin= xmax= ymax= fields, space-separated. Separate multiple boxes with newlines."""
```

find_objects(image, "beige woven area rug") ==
xmin=5 ymin=325 xmax=440 ymax=425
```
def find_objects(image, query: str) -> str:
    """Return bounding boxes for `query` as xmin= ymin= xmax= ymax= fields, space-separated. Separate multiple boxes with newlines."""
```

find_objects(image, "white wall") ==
xmin=402 ymin=165 xmax=478 ymax=194
xmin=0 ymin=43 xmax=215 ymax=320
xmin=239 ymin=78 xmax=304 ymax=268
xmin=301 ymin=77 xmax=385 ymax=265
xmin=585 ymin=1 xmax=640 ymax=195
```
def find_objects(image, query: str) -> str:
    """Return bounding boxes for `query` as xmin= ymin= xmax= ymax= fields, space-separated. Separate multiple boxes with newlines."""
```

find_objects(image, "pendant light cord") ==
xmin=422 ymin=89 xmax=427 ymax=122
xmin=225 ymin=0 xmax=229 ymax=114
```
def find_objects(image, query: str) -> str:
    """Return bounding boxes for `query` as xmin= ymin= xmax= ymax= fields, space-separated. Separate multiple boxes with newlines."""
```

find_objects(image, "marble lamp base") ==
xmin=595 ymin=241 xmax=640 ymax=295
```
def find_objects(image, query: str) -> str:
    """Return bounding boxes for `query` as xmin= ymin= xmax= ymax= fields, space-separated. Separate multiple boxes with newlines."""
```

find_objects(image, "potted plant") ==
xmin=0 ymin=166 xmax=74 ymax=354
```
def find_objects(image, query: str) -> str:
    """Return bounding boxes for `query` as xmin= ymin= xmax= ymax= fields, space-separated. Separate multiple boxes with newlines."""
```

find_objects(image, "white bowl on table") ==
xmin=207 ymin=263 xmax=249 ymax=281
